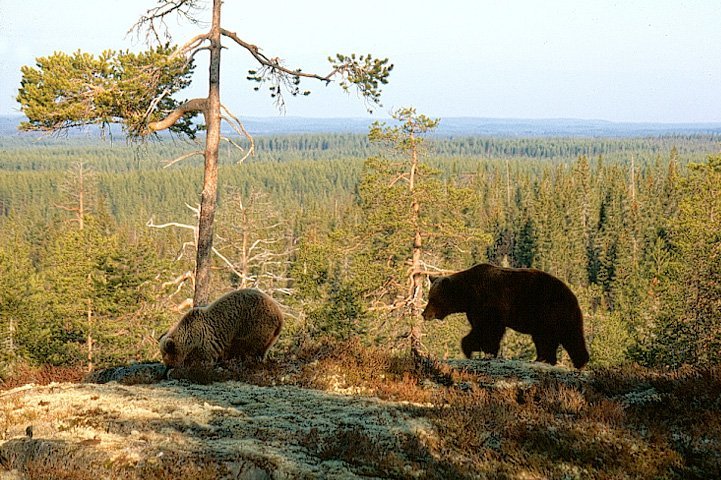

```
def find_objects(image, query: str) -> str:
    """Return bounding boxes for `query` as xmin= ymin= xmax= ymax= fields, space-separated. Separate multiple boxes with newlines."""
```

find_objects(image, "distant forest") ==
xmin=1 ymin=132 xmax=720 ymax=374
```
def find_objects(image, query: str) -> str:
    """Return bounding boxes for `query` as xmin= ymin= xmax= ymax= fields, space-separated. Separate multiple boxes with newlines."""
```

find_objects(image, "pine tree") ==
xmin=651 ymin=154 xmax=721 ymax=367
xmin=16 ymin=0 xmax=392 ymax=306
xmin=0 ymin=220 xmax=40 ymax=374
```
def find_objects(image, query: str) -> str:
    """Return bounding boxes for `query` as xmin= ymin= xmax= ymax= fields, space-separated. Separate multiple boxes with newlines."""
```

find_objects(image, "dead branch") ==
xmin=172 ymin=33 xmax=210 ymax=60
xmin=220 ymin=104 xmax=255 ymax=163
xmin=146 ymin=218 xmax=197 ymax=232
xmin=143 ymin=88 xmax=173 ymax=125
xmin=389 ymin=172 xmax=409 ymax=187
xmin=163 ymin=150 xmax=204 ymax=168
xmin=129 ymin=0 xmax=205 ymax=45
xmin=162 ymin=271 xmax=194 ymax=295
xmin=146 ymin=215 xmax=199 ymax=260
xmin=176 ymin=298 xmax=194 ymax=312
xmin=210 ymin=246 xmax=244 ymax=279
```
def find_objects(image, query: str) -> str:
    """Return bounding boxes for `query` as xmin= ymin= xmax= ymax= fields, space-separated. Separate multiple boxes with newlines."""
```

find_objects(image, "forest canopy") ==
xmin=1 ymin=132 xmax=720 ymax=375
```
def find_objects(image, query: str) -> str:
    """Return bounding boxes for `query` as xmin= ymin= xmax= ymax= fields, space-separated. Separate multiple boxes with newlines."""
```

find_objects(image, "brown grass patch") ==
xmin=174 ymin=337 xmax=451 ymax=404
xmin=3 ymin=342 xmax=720 ymax=478
xmin=1 ymin=362 xmax=86 ymax=391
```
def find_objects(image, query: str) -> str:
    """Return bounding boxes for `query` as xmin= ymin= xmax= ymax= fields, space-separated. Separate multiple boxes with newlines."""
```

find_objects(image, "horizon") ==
xmin=3 ymin=114 xmax=721 ymax=140
xmin=3 ymin=112 xmax=721 ymax=127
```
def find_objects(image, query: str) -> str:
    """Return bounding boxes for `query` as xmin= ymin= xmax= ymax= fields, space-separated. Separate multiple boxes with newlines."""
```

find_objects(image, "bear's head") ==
xmin=422 ymin=275 xmax=457 ymax=321
xmin=158 ymin=331 xmax=183 ymax=368
xmin=158 ymin=308 xmax=203 ymax=367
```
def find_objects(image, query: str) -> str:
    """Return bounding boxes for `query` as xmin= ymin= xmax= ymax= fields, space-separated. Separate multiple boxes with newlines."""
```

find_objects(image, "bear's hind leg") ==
xmin=532 ymin=334 xmax=559 ymax=366
xmin=258 ymin=323 xmax=283 ymax=361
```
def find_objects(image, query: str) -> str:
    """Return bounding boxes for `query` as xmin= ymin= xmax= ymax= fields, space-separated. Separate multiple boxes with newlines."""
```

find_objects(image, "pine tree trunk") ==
xmin=7 ymin=316 xmax=15 ymax=353
xmin=77 ymin=162 xmax=85 ymax=231
xmin=240 ymin=200 xmax=249 ymax=288
xmin=193 ymin=0 xmax=222 ymax=306
xmin=408 ymin=140 xmax=423 ymax=355
xmin=87 ymin=299 xmax=93 ymax=372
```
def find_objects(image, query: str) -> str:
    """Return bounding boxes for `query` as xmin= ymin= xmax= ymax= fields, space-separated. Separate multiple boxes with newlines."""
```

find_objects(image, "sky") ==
xmin=1 ymin=0 xmax=720 ymax=123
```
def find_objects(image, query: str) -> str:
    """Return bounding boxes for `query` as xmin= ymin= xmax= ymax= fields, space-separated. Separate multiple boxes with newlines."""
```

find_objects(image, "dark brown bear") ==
xmin=159 ymin=289 xmax=283 ymax=368
xmin=422 ymin=263 xmax=589 ymax=369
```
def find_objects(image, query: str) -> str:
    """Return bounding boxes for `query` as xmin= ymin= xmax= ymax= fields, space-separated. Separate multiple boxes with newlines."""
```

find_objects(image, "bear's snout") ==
xmin=421 ymin=304 xmax=436 ymax=321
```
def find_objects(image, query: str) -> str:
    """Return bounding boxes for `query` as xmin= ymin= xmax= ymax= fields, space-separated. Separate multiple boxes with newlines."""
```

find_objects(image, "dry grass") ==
xmin=2 ymin=340 xmax=720 ymax=479
xmin=1 ymin=363 xmax=86 ymax=390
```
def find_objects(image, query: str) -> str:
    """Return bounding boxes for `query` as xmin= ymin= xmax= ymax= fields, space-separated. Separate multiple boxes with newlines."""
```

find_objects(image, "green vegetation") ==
xmin=1 ymin=129 xmax=720 ymax=479
xmin=17 ymin=46 xmax=197 ymax=138
xmin=15 ymin=0 xmax=393 ymax=307
xmin=0 ymin=132 xmax=720 ymax=375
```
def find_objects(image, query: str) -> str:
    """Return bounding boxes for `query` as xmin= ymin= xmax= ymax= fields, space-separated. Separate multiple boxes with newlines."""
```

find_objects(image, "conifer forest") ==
xmin=1 ymin=129 xmax=719 ymax=374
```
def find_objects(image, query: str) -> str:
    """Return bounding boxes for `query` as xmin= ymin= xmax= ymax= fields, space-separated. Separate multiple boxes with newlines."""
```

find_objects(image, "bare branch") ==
xmin=143 ymin=87 xmax=174 ymax=124
xmin=221 ymin=104 xmax=255 ymax=163
xmin=162 ymin=271 xmax=193 ymax=292
xmin=146 ymin=218 xmax=196 ymax=231
xmin=175 ymin=242 xmax=196 ymax=261
xmin=160 ymin=270 xmax=194 ymax=312
xmin=210 ymin=247 xmax=243 ymax=279
xmin=163 ymin=150 xmax=204 ymax=169
xmin=53 ymin=204 xmax=80 ymax=213
xmin=220 ymin=136 xmax=245 ymax=152
xmin=389 ymin=172 xmax=409 ymax=187
xmin=172 ymin=33 xmax=210 ymax=60
xmin=417 ymin=261 xmax=456 ymax=277
xmin=129 ymin=0 xmax=206 ymax=45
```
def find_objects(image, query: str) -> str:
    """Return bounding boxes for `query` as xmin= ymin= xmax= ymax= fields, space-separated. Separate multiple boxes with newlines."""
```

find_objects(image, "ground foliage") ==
xmin=0 ymin=339 xmax=719 ymax=479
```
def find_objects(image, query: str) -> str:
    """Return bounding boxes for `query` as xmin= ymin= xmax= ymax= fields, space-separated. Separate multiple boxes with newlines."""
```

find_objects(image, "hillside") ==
xmin=1 ymin=345 xmax=719 ymax=479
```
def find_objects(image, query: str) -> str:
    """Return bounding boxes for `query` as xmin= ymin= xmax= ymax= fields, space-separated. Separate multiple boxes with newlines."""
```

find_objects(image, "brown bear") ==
xmin=422 ymin=263 xmax=589 ymax=369
xmin=159 ymin=289 xmax=283 ymax=368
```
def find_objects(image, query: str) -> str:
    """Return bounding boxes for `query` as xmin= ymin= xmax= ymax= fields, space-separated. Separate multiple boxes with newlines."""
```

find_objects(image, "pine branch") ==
xmin=220 ymin=29 xmax=333 ymax=82
xmin=147 ymin=97 xmax=207 ymax=133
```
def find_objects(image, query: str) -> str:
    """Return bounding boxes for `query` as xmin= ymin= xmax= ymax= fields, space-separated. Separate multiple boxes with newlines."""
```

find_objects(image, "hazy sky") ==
xmin=1 ymin=0 xmax=719 ymax=123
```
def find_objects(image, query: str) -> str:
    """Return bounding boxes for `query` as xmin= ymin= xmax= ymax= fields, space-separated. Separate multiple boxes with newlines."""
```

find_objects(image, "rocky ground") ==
xmin=0 ymin=359 xmax=576 ymax=479
xmin=1 ymin=378 xmax=431 ymax=478
xmin=1 ymin=356 xmax=718 ymax=479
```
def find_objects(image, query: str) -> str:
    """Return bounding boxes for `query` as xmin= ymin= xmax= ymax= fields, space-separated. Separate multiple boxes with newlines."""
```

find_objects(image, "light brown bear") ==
xmin=422 ymin=263 xmax=589 ymax=369
xmin=159 ymin=289 xmax=283 ymax=368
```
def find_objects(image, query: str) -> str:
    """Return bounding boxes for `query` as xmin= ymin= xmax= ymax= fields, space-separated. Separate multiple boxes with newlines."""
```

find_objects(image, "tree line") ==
xmin=1 ymin=131 xmax=719 ymax=376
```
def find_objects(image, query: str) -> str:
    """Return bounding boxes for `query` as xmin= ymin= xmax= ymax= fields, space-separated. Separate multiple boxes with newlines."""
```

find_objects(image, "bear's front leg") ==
xmin=461 ymin=330 xmax=482 ymax=358
xmin=466 ymin=311 xmax=505 ymax=358
xmin=531 ymin=334 xmax=560 ymax=365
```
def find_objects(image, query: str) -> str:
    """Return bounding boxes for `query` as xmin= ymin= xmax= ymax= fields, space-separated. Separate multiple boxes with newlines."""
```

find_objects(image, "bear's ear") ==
xmin=428 ymin=274 xmax=442 ymax=284
xmin=164 ymin=338 xmax=176 ymax=354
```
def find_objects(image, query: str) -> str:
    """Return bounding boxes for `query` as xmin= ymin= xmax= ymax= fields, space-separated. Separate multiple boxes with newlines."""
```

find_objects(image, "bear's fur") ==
xmin=159 ymin=289 xmax=283 ymax=368
xmin=422 ymin=263 xmax=589 ymax=369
